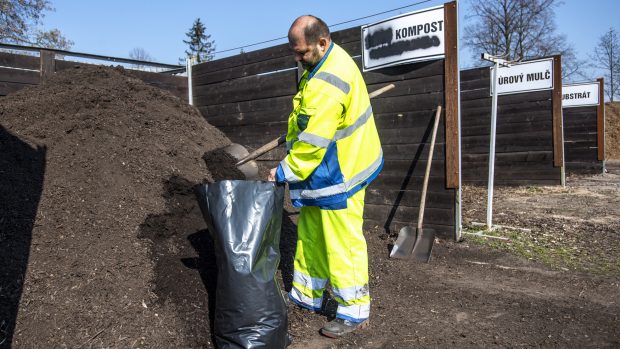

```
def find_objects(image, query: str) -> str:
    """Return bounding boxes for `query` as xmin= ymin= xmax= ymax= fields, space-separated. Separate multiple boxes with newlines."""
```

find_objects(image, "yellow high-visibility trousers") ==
xmin=289 ymin=189 xmax=370 ymax=323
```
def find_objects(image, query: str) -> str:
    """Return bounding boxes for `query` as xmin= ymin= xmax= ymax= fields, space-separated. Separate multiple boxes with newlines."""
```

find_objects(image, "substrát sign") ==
xmin=562 ymin=82 xmax=600 ymax=108
xmin=361 ymin=5 xmax=445 ymax=72
xmin=490 ymin=58 xmax=554 ymax=96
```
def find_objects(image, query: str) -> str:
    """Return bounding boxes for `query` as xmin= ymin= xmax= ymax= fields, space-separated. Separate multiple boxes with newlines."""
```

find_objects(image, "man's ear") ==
xmin=318 ymin=38 xmax=328 ymax=52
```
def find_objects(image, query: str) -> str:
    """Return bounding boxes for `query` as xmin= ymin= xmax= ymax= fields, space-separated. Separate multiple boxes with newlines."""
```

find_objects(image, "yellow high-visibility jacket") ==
xmin=275 ymin=42 xmax=383 ymax=209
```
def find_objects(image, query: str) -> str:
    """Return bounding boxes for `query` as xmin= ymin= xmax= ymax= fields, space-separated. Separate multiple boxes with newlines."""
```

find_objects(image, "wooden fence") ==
xmin=562 ymin=78 xmax=605 ymax=174
xmin=0 ymin=51 xmax=39 ymax=95
xmin=0 ymin=50 xmax=187 ymax=99
xmin=460 ymin=57 xmax=564 ymax=186
xmin=193 ymin=3 xmax=461 ymax=239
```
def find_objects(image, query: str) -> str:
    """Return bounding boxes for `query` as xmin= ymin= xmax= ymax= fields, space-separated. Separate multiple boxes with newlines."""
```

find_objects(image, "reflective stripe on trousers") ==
xmin=289 ymin=188 xmax=370 ymax=322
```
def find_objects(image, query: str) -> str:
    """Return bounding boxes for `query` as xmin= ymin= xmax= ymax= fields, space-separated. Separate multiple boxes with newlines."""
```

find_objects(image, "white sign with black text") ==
xmin=490 ymin=58 xmax=554 ymax=95
xmin=562 ymin=82 xmax=600 ymax=108
xmin=361 ymin=5 xmax=445 ymax=72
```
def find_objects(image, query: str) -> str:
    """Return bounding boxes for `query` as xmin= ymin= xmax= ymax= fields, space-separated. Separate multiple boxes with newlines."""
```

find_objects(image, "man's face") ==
xmin=290 ymin=38 xmax=323 ymax=71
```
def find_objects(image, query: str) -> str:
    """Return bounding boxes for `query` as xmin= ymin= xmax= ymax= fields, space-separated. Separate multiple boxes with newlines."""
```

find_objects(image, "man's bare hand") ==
xmin=268 ymin=167 xmax=277 ymax=182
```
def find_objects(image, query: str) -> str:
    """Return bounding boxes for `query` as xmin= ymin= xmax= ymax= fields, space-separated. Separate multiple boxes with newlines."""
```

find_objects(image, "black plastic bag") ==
xmin=195 ymin=180 xmax=289 ymax=349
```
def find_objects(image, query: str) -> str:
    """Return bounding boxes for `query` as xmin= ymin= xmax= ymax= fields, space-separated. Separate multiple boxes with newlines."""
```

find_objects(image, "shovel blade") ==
xmin=390 ymin=227 xmax=436 ymax=262
xmin=411 ymin=228 xmax=436 ymax=263
xmin=390 ymin=226 xmax=417 ymax=259
xmin=222 ymin=143 xmax=260 ymax=180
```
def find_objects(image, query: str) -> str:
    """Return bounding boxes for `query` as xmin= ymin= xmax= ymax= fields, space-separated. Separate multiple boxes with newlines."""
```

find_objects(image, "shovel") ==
xmin=389 ymin=106 xmax=442 ymax=262
xmin=221 ymin=83 xmax=396 ymax=179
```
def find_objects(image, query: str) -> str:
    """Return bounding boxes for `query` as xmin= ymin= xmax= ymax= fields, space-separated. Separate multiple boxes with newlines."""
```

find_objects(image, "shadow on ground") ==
xmin=0 ymin=126 xmax=46 ymax=349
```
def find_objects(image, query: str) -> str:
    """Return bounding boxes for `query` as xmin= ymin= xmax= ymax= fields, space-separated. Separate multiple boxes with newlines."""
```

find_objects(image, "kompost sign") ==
xmin=490 ymin=58 xmax=554 ymax=95
xmin=361 ymin=5 xmax=446 ymax=72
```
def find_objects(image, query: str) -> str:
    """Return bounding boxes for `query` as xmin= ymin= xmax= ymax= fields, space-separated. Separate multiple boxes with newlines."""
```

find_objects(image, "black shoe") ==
xmin=320 ymin=318 xmax=369 ymax=338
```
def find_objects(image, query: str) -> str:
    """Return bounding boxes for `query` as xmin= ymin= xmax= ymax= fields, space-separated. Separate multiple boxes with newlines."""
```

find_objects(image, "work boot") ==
xmin=320 ymin=318 xmax=369 ymax=338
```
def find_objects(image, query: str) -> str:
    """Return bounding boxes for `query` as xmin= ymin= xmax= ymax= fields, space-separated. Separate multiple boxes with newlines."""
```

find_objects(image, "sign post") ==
xmin=482 ymin=53 xmax=511 ymax=230
xmin=481 ymin=56 xmax=556 ymax=229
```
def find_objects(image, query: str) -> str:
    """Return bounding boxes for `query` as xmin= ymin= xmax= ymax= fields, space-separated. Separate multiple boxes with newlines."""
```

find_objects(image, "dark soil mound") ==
xmin=0 ymin=65 xmax=232 ymax=348
xmin=606 ymin=102 xmax=620 ymax=159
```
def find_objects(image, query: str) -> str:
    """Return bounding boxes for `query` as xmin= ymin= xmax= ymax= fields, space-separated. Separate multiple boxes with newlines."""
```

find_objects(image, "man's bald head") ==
xmin=288 ymin=15 xmax=330 ymax=46
xmin=288 ymin=15 xmax=332 ymax=70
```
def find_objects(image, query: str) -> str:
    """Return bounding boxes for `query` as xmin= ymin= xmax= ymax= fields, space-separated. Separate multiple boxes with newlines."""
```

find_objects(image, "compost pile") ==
xmin=606 ymin=102 xmax=620 ymax=159
xmin=0 ymin=65 xmax=233 ymax=348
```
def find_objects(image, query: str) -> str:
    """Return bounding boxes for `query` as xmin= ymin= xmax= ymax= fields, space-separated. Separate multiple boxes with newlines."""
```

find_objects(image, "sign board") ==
xmin=562 ymin=82 xmax=600 ymax=108
xmin=361 ymin=5 xmax=445 ymax=72
xmin=490 ymin=58 xmax=554 ymax=95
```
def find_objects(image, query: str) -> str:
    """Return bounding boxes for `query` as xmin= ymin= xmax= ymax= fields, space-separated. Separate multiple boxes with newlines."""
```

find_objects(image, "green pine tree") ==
xmin=182 ymin=18 xmax=216 ymax=63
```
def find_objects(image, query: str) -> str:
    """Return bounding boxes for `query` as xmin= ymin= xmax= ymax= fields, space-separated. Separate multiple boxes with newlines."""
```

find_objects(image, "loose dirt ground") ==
xmin=606 ymin=102 xmax=620 ymax=159
xmin=462 ymin=172 xmax=620 ymax=274
xmin=1 ymin=66 xmax=619 ymax=348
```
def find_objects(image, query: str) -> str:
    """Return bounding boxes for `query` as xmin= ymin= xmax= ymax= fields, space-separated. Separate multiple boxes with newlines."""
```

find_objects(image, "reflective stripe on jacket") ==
xmin=276 ymin=42 xmax=383 ymax=209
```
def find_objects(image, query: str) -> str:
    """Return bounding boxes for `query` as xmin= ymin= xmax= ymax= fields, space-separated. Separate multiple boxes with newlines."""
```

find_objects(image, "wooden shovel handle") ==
xmin=418 ymin=106 xmax=442 ymax=230
xmin=234 ymin=83 xmax=396 ymax=166
xmin=368 ymin=83 xmax=395 ymax=98
xmin=236 ymin=134 xmax=286 ymax=166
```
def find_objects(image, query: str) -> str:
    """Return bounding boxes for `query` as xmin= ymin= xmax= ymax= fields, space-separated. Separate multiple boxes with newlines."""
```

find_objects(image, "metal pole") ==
xmin=187 ymin=55 xmax=193 ymax=106
xmin=0 ymin=42 xmax=182 ymax=69
xmin=487 ymin=60 xmax=500 ymax=230
xmin=561 ymin=109 xmax=566 ymax=187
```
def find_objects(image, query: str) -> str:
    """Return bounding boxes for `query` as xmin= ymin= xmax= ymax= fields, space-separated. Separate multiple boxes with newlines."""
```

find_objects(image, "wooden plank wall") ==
xmin=0 ymin=51 xmax=187 ymax=100
xmin=0 ymin=52 xmax=40 ymax=96
xmin=193 ymin=26 xmax=459 ymax=239
xmin=563 ymin=105 xmax=603 ymax=173
xmin=460 ymin=66 xmax=562 ymax=186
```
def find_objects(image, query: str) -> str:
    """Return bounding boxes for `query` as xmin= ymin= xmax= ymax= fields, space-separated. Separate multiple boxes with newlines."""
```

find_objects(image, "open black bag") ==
xmin=195 ymin=180 xmax=289 ymax=349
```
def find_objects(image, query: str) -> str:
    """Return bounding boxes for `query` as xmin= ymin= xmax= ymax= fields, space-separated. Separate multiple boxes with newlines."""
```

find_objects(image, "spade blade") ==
xmin=390 ymin=226 xmax=417 ymax=259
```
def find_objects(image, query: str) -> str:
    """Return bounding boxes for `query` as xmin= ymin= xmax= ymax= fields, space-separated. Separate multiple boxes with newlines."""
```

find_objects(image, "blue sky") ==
xmin=42 ymin=0 xmax=619 ymax=78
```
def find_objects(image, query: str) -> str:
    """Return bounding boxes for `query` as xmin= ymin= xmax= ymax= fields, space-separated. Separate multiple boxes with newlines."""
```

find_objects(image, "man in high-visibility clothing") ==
xmin=268 ymin=15 xmax=383 ymax=338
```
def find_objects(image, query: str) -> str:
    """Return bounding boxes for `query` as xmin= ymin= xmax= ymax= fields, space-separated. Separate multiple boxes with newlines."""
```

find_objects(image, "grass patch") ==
xmin=463 ymin=225 xmax=620 ymax=274
xmin=525 ymin=186 xmax=544 ymax=194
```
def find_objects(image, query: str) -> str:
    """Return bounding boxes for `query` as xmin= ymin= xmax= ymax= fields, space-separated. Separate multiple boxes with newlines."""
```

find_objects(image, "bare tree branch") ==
xmin=32 ymin=28 xmax=73 ymax=50
xmin=129 ymin=47 xmax=154 ymax=70
xmin=591 ymin=28 xmax=620 ymax=101
xmin=463 ymin=0 xmax=584 ymax=79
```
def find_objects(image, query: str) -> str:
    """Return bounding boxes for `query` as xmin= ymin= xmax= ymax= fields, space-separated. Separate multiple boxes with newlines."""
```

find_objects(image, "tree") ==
xmin=1 ymin=0 xmax=73 ymax=50
xmin=591 ymin=28 xmax=620 ymax=102
xmin=33 ymin=28 xmax=73 ymax=50
xmin=463 ymin=0 xmax=584 ymax=79
xmin=129 ymin=47 xmax=153 ymax=70
xmin=0 ymin=0 xmax=50 ymax=43
xmin=129 ymin=47 xmax=153 ymax=61
xmin=182 ymin=18 xmax=215 ymax=63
